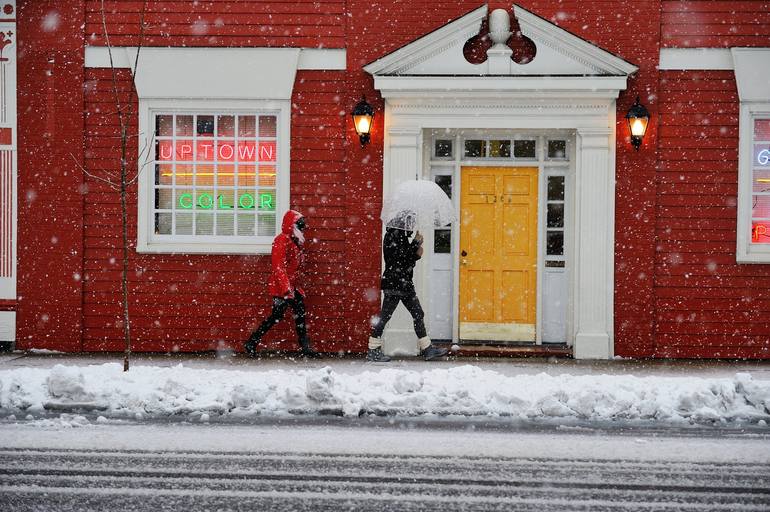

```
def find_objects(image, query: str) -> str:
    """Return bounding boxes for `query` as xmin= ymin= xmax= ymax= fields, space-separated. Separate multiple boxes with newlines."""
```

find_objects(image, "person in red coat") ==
xmin=244 ymin=210 xmax=321 ymax=358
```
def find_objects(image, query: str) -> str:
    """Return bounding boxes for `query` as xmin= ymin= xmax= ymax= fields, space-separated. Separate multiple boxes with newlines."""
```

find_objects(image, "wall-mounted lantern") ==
xmin=625 ymin=95 xmax=650 ymax=151
xmin=351 ymin=96 xmax=375 ymax=146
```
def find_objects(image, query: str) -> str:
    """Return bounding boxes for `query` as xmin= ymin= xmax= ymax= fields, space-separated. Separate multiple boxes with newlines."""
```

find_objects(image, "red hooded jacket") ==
xmin=268 ymin=210 xmax=306 ymax=298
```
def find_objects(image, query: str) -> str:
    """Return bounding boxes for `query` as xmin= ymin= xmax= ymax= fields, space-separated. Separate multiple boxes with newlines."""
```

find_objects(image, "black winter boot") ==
xmin=299 ymin=340 xmax=322 ymax=359
xmin=366 ymin=348 xmax=391 ymax=362
xmin=420 ymin=344 xmax=448 ymax=361
xmin=244 ymin=338 xmax=259 ymax=358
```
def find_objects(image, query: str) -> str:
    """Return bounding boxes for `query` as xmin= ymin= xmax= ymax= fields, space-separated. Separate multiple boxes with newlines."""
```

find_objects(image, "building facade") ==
xmin=0 ymin=0 xmax=768 ymax=359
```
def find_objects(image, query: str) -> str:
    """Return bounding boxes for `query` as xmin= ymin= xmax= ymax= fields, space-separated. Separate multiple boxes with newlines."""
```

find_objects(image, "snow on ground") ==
xmin=0 ymin=363 xmax=769 ymax=426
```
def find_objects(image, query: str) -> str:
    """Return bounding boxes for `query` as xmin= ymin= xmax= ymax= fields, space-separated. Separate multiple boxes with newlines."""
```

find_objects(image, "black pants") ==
xmin=371 ymin=292 xmax=427 ymax=339
xmin=248 ymin=291 xmax=308 ymax=347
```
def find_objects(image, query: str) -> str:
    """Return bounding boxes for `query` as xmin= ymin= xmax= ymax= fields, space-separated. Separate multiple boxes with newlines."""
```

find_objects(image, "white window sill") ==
xmin=137 ymin=241 xmax=272 ymax=255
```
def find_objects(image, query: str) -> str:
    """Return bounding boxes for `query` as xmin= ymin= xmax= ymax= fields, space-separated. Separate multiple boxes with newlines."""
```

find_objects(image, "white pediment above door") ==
xmin=364 ymin=4 xmax=638 ymax=79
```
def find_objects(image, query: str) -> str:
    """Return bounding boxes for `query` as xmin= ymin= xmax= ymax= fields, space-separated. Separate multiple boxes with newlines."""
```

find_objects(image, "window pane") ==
xmin=435 ymin=139 xmax=452 ymax=158
xmin=156 ymin=115 xmax=173 ymax=136
xmin=216 ymin=189 xmax=235 ymax=210
xmin=237 ymin=213 xmax=256 ymax=236
xmin=176 ymin=115 xmax=193 ymax=136
xmin=236 ymin=192 xmax=256 ymax=210
xmin=753 ymin=169 xmax=770 ymax=193
xmin=259 ymin=116 xmax=277 ymax=138
xmin=155 ymin=188 xmax=172 ymax=209
xmin=156 ymin=164 xmax=173 ymax=185
xmin=258 ymin=214 xmax=276 ymax=236
xmin=513 ymin=140 xmax=536 ymax=158
xmin=197 ymin=115 xmax=214 ymax=136
xmin=195 ymin=191 xmax=215 ymax=210
xmin=258 ymin=141 xmax=277 ymax=162
xmin=434 ymin=175 xmax=452 ymax=199
xmin=548 ymin=140 xmax=567 ymax=159
xmin=752 ymin=221 xmax=770 ymax=244
xmin=238 ymin=116 xmax=256 ymax=137
xmin=239 ymin=165 xmax=257 ymax=187
xmin=216 ymin=213 xmax=234 ymax=236
xmin=196 ymin=165 xmax=215 ymax=187
xmin=753 ymin=143 xmax=770 ymax=168
xmin=753 ymin=195 xmax=770 ymax=219
xmin=257 ymin=190 xmax=276 ymax=211
xmin=175 ymin=189 xmax=193 ymax=210
xmin=547 ymin=176 xmax=565 ymax=201
xmin=217 ymin=115 xmax=234 ymax=137
xmin=155 ymin=213 xmax=172 ymax=235
xmin=195 ymin=213 xmax=214 ymax=235
xmin=217 ymin=165 xmax=235 ymax=187
xmin=755 ymin=119 xmax=770 ymax=140
xmin=547 ymin=203 xmax=564 ymax=228
xmin=434 ymin=229 xmax=451 ymax=253
xmin=258 ymin=165 xmax=276 ymax=187
xmin=489 ymin=140 xmax=511 ymax=158
xmin=547 ymin=231 xmax=564 ymax=256
xmin=464 ymin=139 xmax=485 ymax=157
xmin=176 ymin=213 xmax=192 ymax=235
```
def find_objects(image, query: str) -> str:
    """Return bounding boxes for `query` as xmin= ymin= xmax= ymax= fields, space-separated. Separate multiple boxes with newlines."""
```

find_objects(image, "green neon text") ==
xmin=177 ymin=192 xmax=274 ymax=210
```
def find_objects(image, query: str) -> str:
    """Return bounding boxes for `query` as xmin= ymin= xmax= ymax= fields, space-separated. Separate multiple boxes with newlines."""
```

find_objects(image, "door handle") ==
xmin=461 ymin=250 xmax=467 ymax=257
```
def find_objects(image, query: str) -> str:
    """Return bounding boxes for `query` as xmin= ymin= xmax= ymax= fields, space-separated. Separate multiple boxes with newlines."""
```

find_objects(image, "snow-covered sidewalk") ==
xmin=1 ymin=357 xmax=769 ymax=426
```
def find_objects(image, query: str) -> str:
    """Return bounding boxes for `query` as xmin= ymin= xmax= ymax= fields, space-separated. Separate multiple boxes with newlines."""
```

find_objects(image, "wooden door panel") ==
xmin=465 ymin=270 xmax=495 ymax=322
xmin=502 ymin=269 xmax=528 ymax=322
xmin=460 ymin=166 xmax=538 ymax=342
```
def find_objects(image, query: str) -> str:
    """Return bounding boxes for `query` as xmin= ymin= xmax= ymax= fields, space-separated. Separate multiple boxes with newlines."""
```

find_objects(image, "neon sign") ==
xmin=758 ymin=149 xmax=770 ymax=166
xmin=178 ymin=193 xmax=274 ymax=210
xmin=752 ymin=222 xmax=770 ymax=243
xmin=158 ymin=140 xmax=276 ymax=162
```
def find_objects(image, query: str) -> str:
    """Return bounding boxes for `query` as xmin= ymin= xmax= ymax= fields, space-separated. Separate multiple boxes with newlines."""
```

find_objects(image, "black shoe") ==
xmin=244 ymin=340 xmax=258 ymax=358
xmin=366 ymin=348 xmax=391 ymax=362
xmin=421 ymin=345 xmax=448 ymax=361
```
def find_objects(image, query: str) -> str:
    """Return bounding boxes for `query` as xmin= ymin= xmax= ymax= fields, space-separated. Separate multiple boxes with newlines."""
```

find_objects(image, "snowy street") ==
xmin=2 ymin=421 xmax=770 ymax=511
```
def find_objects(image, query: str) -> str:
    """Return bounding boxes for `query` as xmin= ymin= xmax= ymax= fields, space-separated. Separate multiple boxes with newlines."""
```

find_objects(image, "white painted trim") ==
xmin=736 ymin=103 xmax=770 ymax=263
xmin=364 ymin=4 xmax=636 ymax=78
xmin=363 ymin=5 xmax=488 ymax=75
xmin=0 ymin=13 xmax=16 ymax=301
xmin=0 ymin=311 xmax=14 ymax=342
xmin=133 ymin=48 xmax=300 ymax=100
xmin=85 ymin=46 xmax=347 ymax=71
xmin=136 ymin=99 xmax=291 ymax=255
xmin=732 ymin=48 xmax=770 ymax=103
xmin=658 ymin=48 xmax=733 ymax=70
xmin=297 ymin=48 xmax=346 ymax=70
xmin=513 ymin=4 xmax=638 ymax=76
xmin=378 ymin=98 xmax=619 ymax=359
xmin=374 ymin=76 xmax=629 ymax=96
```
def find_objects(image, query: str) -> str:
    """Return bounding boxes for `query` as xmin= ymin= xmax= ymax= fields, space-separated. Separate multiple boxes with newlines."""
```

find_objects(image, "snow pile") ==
xmin=1 ymin=364 xmax=769 ymax=424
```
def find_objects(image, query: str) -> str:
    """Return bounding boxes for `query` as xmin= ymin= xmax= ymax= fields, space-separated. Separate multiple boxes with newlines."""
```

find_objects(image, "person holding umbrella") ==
xmin=244 ymin=209 xmax=321 ymax=359
xmin=367 ymin=213 xmax=449 ymax=362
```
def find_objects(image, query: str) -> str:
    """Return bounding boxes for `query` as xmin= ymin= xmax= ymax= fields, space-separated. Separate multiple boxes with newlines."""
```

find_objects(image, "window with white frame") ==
xmin=138 ymin=104 xmax=289 ymax=254
xmin=737 ymin=106 xmax=770 ymax=262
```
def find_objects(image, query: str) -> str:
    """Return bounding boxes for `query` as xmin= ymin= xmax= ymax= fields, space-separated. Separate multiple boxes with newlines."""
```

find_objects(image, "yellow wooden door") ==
xmin=459 ymin=167 xmax=538 ymax=341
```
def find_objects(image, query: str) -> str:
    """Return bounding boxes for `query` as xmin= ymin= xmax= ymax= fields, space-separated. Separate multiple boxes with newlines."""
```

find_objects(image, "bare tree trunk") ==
xmin=120 ymin=124 xmax=131 ymax=372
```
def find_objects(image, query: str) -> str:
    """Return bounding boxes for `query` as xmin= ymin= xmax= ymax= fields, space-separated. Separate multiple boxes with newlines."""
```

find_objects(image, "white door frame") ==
xmin=425 ymin=131 xmax=574 ymax=346
xmin=378 ymin=93 xmax=617 ymax=360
